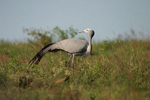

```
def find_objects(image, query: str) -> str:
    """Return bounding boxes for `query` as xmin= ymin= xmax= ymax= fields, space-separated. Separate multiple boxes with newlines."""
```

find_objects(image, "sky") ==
xmin=0 ymin=0 xmax=150 ymax=42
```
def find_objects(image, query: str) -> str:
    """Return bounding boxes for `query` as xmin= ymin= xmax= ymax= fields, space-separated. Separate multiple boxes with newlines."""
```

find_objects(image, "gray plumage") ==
xmin=29 ymin=28 xmax=95 ymax=67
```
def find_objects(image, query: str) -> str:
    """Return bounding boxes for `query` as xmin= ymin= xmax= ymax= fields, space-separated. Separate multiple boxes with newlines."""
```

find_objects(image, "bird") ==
xmin=28 ymin=28 xmax=95 ymax=67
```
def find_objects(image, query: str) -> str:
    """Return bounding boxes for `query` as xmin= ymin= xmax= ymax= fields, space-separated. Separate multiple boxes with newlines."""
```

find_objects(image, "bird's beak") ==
xmin=79 ymin=30 xmax=85 ymax=33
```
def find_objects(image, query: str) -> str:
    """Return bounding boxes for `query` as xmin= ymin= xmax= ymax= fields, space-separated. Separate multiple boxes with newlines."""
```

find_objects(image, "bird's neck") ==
xmin=87 ymin=35 xmax=92 ymax=55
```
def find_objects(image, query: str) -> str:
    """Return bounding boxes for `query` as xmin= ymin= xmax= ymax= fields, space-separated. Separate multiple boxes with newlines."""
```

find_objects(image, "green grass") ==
xmin=0 ymin=37 xmax=150 ymax=100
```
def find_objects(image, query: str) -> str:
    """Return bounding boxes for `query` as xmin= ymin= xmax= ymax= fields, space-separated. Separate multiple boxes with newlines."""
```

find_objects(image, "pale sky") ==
xmin=0 ymin=0 xmax=150 ymax=41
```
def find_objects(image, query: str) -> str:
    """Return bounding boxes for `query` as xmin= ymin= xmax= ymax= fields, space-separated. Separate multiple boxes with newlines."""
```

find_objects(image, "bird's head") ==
xmin=79 ymin=28 xmax=95 ymax=38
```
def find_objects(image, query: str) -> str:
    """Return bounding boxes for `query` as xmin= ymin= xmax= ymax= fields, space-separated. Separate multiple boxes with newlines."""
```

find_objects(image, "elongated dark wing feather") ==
xmin=28 ymin=43 xmax=55 ymax=66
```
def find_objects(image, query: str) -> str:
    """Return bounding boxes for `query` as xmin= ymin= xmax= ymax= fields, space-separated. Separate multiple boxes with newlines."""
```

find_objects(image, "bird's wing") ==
xmin=53 ymin=38 xmax=88 ymax=54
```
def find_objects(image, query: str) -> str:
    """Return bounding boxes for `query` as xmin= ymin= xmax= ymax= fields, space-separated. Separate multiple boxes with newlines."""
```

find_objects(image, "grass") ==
xmin=0 ymin=35 xmax=150 ymax=100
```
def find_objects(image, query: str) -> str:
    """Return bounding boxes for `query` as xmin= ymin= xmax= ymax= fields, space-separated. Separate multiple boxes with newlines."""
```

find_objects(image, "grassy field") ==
xmin=0 ymin=35 xmax=150 ymax=100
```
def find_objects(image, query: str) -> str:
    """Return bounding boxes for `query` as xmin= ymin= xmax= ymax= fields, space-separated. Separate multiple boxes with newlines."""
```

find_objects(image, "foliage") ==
xmin=23 ymin=26 xmax=78 ymax=45
xmin=0 ymin=30 xmax=150 ymax=100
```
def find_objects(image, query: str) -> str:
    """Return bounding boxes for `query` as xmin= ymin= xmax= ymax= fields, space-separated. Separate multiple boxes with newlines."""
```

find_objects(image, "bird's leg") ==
xmin=71 ymin=54 xmax=75 ymax=68
xmin=66 ymin=55 xmax=72 ymax=67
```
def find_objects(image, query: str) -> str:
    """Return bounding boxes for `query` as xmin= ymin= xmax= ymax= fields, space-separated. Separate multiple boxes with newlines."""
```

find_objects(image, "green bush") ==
xmin=23 ymin=26 xmax=78 ymax=45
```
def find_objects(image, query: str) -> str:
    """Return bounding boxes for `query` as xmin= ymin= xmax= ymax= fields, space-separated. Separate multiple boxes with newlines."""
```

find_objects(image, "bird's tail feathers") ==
xmin=28 ymin=43 xmax=55 ymax=67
